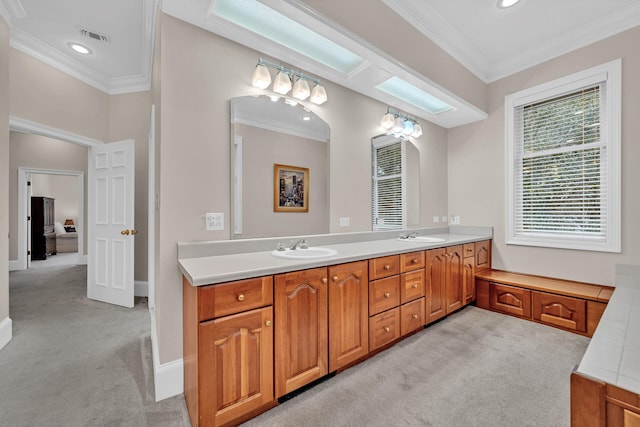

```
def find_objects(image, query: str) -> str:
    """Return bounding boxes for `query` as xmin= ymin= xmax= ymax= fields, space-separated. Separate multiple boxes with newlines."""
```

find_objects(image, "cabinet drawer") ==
xmin=463 ymin=243 xmax=475 ymax=258
xmin=489 ymin=283 xmax=531 ymax=319
xmin=532 ymin=291 xmax=586 ymax=332
xmin=369 ymin=276 xmax=400 ymax=316
xmin=400 ymin=251 xmax=425 ymax=272
xmin=400 ymin=297 xmax=425 ymax=336
xmin=198 ymin=276 xmax=273 ymax=321
xmin=369 ymin=255 xmax=400 ymax=280
xmin=400 ymin=269 xmax=425 ymax=304
xmin=369 ymin=308 xmax=400 ymax=351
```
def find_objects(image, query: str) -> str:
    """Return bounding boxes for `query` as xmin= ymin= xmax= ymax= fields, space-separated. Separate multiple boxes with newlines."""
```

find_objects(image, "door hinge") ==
xmin=27 ymin=216 xmax=31 ymax=221
xmin=27 ymin=181 xmax=31 ymax=186
xmin=27 ymin=250 xmax=31 ymax=256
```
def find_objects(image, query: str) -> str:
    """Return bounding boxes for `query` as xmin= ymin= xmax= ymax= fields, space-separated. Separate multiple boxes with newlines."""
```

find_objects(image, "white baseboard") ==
xmin=150 ymin=307 xmax=183 ymax=401
xmin=135 ymin=280 xmax=148 ymax=297
xmin=77 ymin=254 xmax=88 ymax=265
xmin=9 ymin=260 xmax=21 ymax=271
xmin=0 ymin=317 xmax=13 ymax=351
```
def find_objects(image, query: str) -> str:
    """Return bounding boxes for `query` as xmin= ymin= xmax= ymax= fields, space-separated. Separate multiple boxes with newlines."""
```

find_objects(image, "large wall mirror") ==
xmin=230 ymin=95 xmax=330 ymax=239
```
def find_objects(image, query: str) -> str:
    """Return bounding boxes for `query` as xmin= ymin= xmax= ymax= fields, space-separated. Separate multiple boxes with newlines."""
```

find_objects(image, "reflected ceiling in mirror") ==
xmin=230 ymin=95 xmax=330 ymax=239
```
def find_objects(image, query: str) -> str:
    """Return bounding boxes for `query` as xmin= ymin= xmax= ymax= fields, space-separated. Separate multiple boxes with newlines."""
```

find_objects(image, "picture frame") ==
xmin=274 ymin=164 xmax=309 ymax=212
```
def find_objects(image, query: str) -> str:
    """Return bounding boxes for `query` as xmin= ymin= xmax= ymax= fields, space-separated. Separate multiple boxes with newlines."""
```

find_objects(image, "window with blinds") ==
xmin=372 ymin=136 xmax=406 ymax=230
xmin=505 ymin=60 xmax=621 ymax=252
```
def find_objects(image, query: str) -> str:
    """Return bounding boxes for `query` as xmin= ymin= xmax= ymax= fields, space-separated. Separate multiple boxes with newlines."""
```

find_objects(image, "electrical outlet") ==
xmin=339 ymin=217 xmax=350 ymax=227
xmin=441 ymin=216 xmax=448 ymax=223
xmin=433 ymin=216 xmax=439 ymax=223
xmin=451 ymin=215 xmax=460 ymax=225
xmin=205 ymin=213 xmax=224 ymax=231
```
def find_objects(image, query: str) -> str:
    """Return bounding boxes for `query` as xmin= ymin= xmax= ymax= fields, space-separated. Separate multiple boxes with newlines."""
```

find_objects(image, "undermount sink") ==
xmin=271 ymin=247 xmax=338 ymax=259
xmin=397 ymin=236 xmax=446 ymax=243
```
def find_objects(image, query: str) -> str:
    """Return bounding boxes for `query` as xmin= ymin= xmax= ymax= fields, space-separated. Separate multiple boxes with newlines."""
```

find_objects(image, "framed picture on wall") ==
xmin=274 ymin=164 xmax=309 ymax=212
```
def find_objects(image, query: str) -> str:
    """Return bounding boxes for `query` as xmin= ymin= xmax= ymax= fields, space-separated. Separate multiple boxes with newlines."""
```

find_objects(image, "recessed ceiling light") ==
xmin=302 ymin=115 xmax=311 ymax=121
xmin=497 ymin=0 xmax=522 ymax=8
xmin=68 ymin=43 xmax=92 ymax=55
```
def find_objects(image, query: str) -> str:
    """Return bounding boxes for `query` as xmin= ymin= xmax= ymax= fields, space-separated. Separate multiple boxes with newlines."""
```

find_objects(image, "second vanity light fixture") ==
xmin=380 ymin=107 xmax=423 ymax=138
xmin=252 ymin=58 xmax=327 ymax=105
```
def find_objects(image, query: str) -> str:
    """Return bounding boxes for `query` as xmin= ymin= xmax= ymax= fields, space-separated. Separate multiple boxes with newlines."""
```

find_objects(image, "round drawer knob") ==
xmin=237 ymin=294 xmax=245 ymax=301
xmin=384 ymin=265 xmax=390 ymax=270
xmin=412 ymin=314 xmax=419 ymax=319
xmin=322 ymin=278 xmax=328 ymax=284
xmin=412 ymin=259 xmax=418 ymax=264
xmin=265 ymin=320 xmax=271 ymax=327
xmin=412 ymin=284 xmax=418 ymax=289
xmin=384 ymin=292 xmax=391 ymax=298
xmin=333 ymin=276 xmax=339 ymax=282
xmin=384 ymin=326 xmax=391 ymax=332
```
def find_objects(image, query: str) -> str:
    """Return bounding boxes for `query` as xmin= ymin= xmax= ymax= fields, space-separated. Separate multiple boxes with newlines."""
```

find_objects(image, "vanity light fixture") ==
xmin=380 ymin=107 xmax=423 ymax=138
xmin=497 ymin=0 xmax=522 ymax=8
xmin=251 ymin=58 xmax=328 ymax=105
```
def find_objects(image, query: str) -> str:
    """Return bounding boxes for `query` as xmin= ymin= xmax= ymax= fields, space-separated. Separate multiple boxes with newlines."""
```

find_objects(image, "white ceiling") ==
xmin=1 ymin=0 xmax=639 ymax=126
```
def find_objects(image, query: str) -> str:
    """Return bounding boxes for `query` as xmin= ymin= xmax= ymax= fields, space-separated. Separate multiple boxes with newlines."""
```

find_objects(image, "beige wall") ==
xmin=447 ymin=26 xmax=640 ymax=286
xmin=31 ymin=174 xmax=80 ymax=226
xmin=9 ymin=49 xmax=151 ymax=281
xmin=154 ymin=14 xmax=449 ymax=363
xmin=9 ymin=133 xmax=88 ymax=259
xmin=0 ymin=17 xmax=10 ymax=324
xmin=236 ymin=123 xmax=329 ymax=238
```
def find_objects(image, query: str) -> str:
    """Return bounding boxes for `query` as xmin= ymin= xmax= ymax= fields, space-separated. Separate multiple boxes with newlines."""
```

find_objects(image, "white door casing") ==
xmin=88 ymin=139 xmax=135 ymax=308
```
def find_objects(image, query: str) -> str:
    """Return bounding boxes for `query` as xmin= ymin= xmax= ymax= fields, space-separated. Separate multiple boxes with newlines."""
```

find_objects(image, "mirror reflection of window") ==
xmin=371 ymin=135 xmax=420 ymax=230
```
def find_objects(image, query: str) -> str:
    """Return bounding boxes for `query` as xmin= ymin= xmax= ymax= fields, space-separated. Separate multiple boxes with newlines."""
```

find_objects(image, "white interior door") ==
xmin=87 ymin=139 xmax=135 ymax=308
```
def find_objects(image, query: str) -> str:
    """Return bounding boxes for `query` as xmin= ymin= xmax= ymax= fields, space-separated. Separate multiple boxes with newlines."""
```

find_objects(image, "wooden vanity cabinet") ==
xmin=426 ymin=248 xmax=447 ymax=323
xmin=274 ymin=267 xmax=328 ymax=398
xmin=183 ymin=276 xmax=274 ymax=427
xmin=328 ymin=261 xmax=369 ymax=372
xmin=532 ymin=291 xmax=587 ymax=333
xmin=444 ymin=245 xmax=464 ymax=314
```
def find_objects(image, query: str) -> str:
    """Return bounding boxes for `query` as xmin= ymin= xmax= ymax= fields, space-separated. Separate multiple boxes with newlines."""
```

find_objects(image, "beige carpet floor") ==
xmin=1 ymin=264 xmax=589 ymax=427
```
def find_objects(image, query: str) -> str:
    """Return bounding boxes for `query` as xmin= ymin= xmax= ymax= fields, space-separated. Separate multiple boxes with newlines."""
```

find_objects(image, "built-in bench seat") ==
xmin=475 ymin=269 xmax=614 ymax=337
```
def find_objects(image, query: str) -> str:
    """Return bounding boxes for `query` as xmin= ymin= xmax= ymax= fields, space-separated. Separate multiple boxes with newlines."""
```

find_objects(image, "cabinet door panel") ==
xmin=532 ymin=291 xmax=586 ymax=332
xmin=426 ymin=248 xmax=447 ymax=323
xmin=463 ymin=256 xmax=475 ymax=305
xmin=328 ymin=261 xmax=369 ymax=371
xmin=490 ymin=283 xmax=531 ymax=318
xmin=199 ymin=307 xmax=274 ymax=427
xmin=275 ymin=268 xmax=328 ymax=397
xmin=445 ymin=246 xmax=463 ymax=314
xmin=475 ymin=240 xmax=491 ymax=271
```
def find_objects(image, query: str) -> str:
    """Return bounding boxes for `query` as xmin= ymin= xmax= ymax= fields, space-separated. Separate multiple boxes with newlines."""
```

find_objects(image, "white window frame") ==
xmin=505 ymin=59 xmax=621 ymax=253
xmin=372 ymin=135 xmax=407 ymax=230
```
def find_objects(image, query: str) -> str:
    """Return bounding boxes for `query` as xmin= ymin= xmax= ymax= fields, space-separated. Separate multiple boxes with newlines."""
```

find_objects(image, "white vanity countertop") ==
xmin=178 ymin=232 xmax=491 ymax=287
xmin=577 ymin=265 xmax=640 ymax=394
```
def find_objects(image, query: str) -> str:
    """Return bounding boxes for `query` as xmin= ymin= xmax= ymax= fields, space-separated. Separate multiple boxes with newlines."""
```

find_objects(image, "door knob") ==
xmin=121 ymin=230 xmax=130 ymax=235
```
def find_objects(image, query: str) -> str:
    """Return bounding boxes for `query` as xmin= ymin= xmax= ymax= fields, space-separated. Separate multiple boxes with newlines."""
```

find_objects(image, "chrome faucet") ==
xmin=289 ymin=239 xmax=308 ymax=250
xmin=407 ymin=231 xmax=419 ymax=239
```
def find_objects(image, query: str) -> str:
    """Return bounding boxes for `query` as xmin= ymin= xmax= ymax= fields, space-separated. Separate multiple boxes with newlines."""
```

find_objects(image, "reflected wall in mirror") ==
xmin=371 ymin=134 xmax=420 ymax=230
xmin=230 ymin=95 xmax=330 ymax=239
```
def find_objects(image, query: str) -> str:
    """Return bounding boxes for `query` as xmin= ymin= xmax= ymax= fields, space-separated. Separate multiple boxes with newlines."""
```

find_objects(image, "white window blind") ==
xmin=505 ymin=60 xmax=621 ymax=252
xmin=372 ymin=137 xmax=406 ymax=230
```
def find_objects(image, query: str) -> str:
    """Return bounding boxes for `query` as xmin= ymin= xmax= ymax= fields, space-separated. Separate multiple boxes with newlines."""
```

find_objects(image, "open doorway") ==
xmin=26 ymin=171 xmax=84 ymax=269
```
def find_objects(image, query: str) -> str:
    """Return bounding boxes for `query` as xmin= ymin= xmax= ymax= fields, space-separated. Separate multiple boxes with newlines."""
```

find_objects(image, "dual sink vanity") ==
xmin=178 ymin=226 xmax=492 ymax=427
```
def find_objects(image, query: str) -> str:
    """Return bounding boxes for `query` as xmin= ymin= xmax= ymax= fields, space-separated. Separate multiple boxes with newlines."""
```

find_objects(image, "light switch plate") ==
xmin=339 ymin=217 xmax=350 ymax=227
xmin=206 ymin=212 xmax=224 ymax=231
xmin=451 ymin=216 xmax=460 ymax=225
xmin=433 ymin=216 xmax=439 ymax=223
xmin=441 ymin=216 xmax=448 ymax=223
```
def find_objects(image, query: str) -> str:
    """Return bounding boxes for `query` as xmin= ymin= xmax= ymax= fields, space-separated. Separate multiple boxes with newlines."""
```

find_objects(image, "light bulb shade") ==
xmin=273 ymin=70 xmax=292 ymax=94
xmin=310 ymin=83 xmax=327 ymax=105
xmin=412 ymin=123 xmax=423 ymax=138
xmin=292 ymin=78 xmax=310 ymax=100
xmin=380 ymin=113 xmax=395 ymax=130
xmin=392 ymin=117 xmax=404 ymax=133
xmin=402 ymin=119 xmax=414 ymax=135
xmin=252 ymin=63 xmax=271 ymax=89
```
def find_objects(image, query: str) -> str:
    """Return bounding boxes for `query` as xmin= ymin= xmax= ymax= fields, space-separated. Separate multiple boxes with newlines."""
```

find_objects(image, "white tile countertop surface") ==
xmin=178 ymin=226 xmax=492 ymax=286
xmin=577 ymin=264 xmax=640 ymax=394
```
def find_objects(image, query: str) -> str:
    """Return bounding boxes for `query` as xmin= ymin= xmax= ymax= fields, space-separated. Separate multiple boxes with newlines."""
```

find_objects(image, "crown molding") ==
xmin=5 ymin=0 xmax=157 ymax=94
xmin=10 ymin=115 xmax=104 ymax=147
